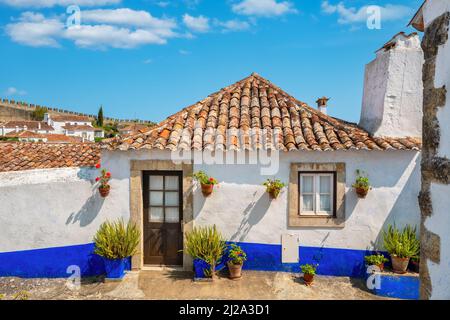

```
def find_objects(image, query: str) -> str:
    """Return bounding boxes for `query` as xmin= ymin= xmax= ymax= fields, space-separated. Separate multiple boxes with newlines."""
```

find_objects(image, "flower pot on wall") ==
xmin=227 ymin=261 xmax=243 ymax=279
xmin=99 ymin=185 xmax=110 ymax=197
xmin=103 ymin=257 xmax=128 ymax=280
xmin=201 ymin=183 xmax=214 ymax=197
xmin=355 ymin=187 xmax=369 ymax=199
xmin=391 ymin=256 xmax=410 ymax=274
xmin=268 ymin=189 xmax=281 ymax=199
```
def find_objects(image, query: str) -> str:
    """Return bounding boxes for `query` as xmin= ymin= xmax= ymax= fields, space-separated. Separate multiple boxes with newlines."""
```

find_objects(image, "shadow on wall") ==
xmin=66 ymin=187 xmax=105 ymax=227
xmin=230 ymin=191 xmax=271 ymax=242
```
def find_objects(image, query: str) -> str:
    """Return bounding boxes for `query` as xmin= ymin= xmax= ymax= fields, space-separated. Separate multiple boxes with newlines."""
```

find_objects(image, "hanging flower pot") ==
xmin=352 ymin=170 xmax=371 ymax=199
xmin=95 ymin=163 xmax=112 ymax=198
xmin=99 ymin=184 xmax=111 ymax=197
xmin=263 ymin=179 xmax=286 ymax=200
xmin=193 ymin=171 xmax=218 ymax=197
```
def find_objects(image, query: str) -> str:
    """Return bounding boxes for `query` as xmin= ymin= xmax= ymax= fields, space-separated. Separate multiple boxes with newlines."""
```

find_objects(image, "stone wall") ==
xmin=419 ymin=6 xmax=450 ymax=299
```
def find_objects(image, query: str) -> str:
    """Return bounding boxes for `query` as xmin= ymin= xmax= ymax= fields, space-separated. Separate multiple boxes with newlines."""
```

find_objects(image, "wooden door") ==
xmin=143 ymin=171 xmax=183 ymax=266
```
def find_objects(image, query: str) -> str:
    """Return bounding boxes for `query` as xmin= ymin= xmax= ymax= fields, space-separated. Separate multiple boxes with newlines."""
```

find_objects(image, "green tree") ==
xmin=97 ymin=105 xmax=104 ymax=127
xmin=31 ymin=106 xmax=48 ymax=121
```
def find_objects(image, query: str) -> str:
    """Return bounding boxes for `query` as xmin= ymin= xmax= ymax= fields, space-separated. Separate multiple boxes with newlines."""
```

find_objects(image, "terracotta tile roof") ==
xmin=62 ymin=124 xmax=95 ymax=131
xmin=43 ymin=134 xmax=84 ymax=143
xmin=5 ymin=130 xmax=45 ymax=138
xmin=119 ymin=124 xmax=152 ymax=133
xmin=0 ymin=142 xmax=100 ymax=172
xmin=51 ymin=115 xmax=91 ymax=122
xmin=102 ymin=73 xmax=422 ymax=152
xmin=1 ymin=121 xmax=54 ymax=131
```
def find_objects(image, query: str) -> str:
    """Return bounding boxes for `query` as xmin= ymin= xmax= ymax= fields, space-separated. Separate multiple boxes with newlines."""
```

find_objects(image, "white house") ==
xmin=44 ymin=114 xmax=96 ymax=142
xmin=0 ymin=33 xmax=424 ymax=284
xmin=0 ymin=120 xmax=54 ymax=136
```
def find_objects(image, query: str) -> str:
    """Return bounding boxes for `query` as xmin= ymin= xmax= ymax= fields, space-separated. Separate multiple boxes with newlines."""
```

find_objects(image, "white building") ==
xmin=0 ymin=121 xmax=54 ymax=136
xmin=44 ymin=113 xmax=97 ymax=142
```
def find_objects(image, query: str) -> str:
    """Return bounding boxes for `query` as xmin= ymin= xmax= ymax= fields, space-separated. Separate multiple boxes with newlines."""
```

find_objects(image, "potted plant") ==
xmin=263 ymin=179 xmax=286 ymax=199
xmin=227 ymin=244 xmax=247 ymax=280
xmin=300 ymin=264 xmax=318 ymax=286
xmin=95 ymin=163 xmax=112 ymax=197
xmin=193 ymin=171 xmax=218 ymax=196
xmin=93 ymin=219 xmax=140 ymax=280
xmin=352 ymin=170 xmax=370 ymax=198
xmin=364 ymin=254 xmax=389 ymax=272
xmin=184 ymin=225 xmax=226 ymax=280
xmin=382 ymin=225 xmax=420 ymax=274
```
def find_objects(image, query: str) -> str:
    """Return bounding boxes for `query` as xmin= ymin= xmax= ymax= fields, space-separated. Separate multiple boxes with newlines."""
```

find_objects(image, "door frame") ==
xmin=143 ymin=170 xmax=183 ymax=266
xmin=129 ymin=160 xmax=194 ymax=271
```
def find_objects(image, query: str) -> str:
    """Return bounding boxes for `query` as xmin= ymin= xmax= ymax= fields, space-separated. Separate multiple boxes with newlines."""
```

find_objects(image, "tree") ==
xmin=31 ymin=106 xmax=48 ymax=121
xmin=97 ymin=105 xmax=104 ymax=127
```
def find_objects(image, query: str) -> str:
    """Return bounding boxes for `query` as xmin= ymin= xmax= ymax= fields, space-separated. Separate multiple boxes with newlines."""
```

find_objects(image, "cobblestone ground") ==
xmin=0 ymin=270 xmax=391 ymax=300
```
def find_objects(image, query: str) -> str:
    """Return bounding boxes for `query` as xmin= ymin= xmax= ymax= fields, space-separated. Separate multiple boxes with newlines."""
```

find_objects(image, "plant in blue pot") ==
xmin=185 ymin=225 xmax=226 ymax=281
xmin=93 ymin=219 xmax=140 ymax=281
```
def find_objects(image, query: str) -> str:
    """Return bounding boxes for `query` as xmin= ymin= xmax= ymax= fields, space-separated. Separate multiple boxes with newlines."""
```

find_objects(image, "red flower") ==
xmin=106 ymin=172 xmax=111 ymax=178
xmin=209 ymin=177 xmax=214 ymax=182
xmin=95 ymin=177 xmax=100 ymax=182
xmin=95 ymin=163 xmax=101 ymax=169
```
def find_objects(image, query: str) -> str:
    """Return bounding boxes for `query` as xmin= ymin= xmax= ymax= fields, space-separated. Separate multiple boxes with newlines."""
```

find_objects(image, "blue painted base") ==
xmin=103 ymin=257 xmax=128 ymax=279
xmin=0 ymin=243 xmax=130 ymax=278
xmin=365 ymin=272 xmax=420 ymax=300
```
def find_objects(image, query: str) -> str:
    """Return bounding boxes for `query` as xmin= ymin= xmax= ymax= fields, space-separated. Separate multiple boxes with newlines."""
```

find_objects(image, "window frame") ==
xmin=298 ymin=171 xmax=337 ymax=218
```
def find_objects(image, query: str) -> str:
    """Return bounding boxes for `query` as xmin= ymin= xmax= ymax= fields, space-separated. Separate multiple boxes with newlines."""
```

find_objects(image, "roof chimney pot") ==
xmin=316 ymin=97 xmax=330 ymax=115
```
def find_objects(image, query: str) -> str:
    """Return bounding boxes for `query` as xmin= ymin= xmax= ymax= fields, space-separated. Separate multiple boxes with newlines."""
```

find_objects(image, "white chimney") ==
xmin=43 ymin=113 xmax=50 ymax=125
xmin=316 ymin=97 xmax=330 ymax=115
xmin=23 ymin=125 xmax=27 ymax=131
xmin=359 ymin=32 xmax=424 ymax=138
xmin=38 ymin=122 xmax=41 ymax=130
xmin=15 ymin=126 xmax=19 ymax=133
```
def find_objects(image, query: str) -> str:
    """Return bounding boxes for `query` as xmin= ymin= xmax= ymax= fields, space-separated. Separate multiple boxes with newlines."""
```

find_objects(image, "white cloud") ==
xmin=143 ymin=58 xmax=153 ymax=64
xmin=182 ymin=14 xmax=210 ymax=33
xmin=5 ymin=87 xmax=27 ymax=96
xmin=0 ymin=0 xmax=121 ymax=7
xmin=179 ymin=49 xmax=190 ymax=55
xmin=6 ymin=9 xmax=178 ymax=49
xmin=215 ymin=19 xmax=251 ymax=32
xmin=232 ymin=0 xmax=296 ymax=17
xmin=321 ymin=1 xmax=413 ymax=24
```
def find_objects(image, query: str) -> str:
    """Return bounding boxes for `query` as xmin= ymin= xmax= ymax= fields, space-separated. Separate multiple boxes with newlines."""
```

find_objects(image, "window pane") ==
xmin=320 ymin=195 xmax=331 ymax=212
xmin=150 ymin=191 xmax=163 ymax=206
xmin=302 ymin=195 xmax=314 ymax=211
xmin=165 ymin=192 xmax=179 ymax=206
xmin=149 ymin=207 xmax=164 ymax=222
xmin=165 ymin=176 xmax=179 ymax=190
xmin=302 ymin=176 xmax=314 ymax=193
xmin=320 ymin=176 xmax=331 ymax=193
xmin=150 ymin=176 xmax=163 ymax=190
xmin=165 ymin=207 xmax=180 ymax=223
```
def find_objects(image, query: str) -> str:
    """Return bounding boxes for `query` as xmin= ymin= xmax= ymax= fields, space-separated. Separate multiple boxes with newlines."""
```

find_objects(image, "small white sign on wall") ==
xmin=282 ymin=234 xmax=300 ymax=263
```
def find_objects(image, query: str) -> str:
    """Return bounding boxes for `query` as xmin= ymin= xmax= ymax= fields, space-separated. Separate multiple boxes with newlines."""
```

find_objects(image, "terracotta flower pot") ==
xmin=355 ymin=187 xmax=369 ymax=198
xmin=303 ymin=273 xmax=314 ymax=286
xmin=99 ymin=185 xmax=110 ymax=198
xmin=201 ymin=183 xmax=214 ymax=196
xmin=377 ymin=263 xmax=385 ymax=272
xmin=227 ymin=261 xmax=243 ymax=280
xmin=268 ymin=189 xmax=281 ymax=199
xmin=391 ymin=255 xmax=410 ymax=274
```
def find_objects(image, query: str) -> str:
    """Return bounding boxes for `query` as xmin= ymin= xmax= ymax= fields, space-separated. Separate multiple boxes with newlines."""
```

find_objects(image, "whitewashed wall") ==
xmin=422 ymin=0 xmax=450 ymax=300
xmin=102 ymin=149 xmax=421 ymax=252
xmin=0 ymin=167 xmax=128 ymax=253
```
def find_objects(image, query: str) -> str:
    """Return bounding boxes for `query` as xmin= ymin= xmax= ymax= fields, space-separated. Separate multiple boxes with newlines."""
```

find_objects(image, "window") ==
xmin=147 ymin=173 xmax=181 ymax=223
xmin=299 ymin=172 xmax=335 ymax=216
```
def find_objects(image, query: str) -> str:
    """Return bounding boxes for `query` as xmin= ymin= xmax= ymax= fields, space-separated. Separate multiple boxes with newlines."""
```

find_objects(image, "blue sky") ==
xmin=0 ymin=0 xmax=422 ymax=123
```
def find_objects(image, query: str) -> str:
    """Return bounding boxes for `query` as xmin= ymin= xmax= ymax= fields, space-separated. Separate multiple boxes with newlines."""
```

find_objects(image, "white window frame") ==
xmin=299 ymin=173 xmax=334 ymax=216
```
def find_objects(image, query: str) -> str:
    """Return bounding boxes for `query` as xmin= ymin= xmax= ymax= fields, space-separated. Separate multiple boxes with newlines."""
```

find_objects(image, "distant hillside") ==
xmin=0 ymin=98 xmax=156 ymax=126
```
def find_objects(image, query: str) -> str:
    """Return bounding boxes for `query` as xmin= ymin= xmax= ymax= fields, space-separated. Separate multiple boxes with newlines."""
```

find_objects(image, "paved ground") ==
xmin=0 ymin=270 xmax=389 ymax=300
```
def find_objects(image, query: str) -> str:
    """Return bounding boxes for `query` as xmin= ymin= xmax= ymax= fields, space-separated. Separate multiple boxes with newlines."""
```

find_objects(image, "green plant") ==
xmin=93 ymin=219 xmax=140 ymax=260
xmin=382 ymin=225 xmax=420 ymax=259
xmin=365 ymin=254 xmax=388 ymax=266
xmin=228 ymin=244 xmax=247 ymax=265
xmin=263 ymin=179 xmax=286 ymax=198
xmin=193 ymin=171 xmax=218 ymax=185
xmin=31 ymin=106 xmax=47 ymax=121
xmin=95 ymin=163 xmax=111 ymax=188
xmin=352 ymin=170 xmax=370 ymax=190
xmin=97 ymin=105 xmax=104 ymax=127
xmin=185 ymin=225 xmax=226 ymax=276
xmin=0 ymin=293 xmax=4 ymax=300
xmin=300 ymin=264 xmax=318 ymax=276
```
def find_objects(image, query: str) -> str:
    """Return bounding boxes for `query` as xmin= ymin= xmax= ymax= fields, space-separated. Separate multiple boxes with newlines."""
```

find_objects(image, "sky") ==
xmin=0 ymin=0 xmax=423 ymax=123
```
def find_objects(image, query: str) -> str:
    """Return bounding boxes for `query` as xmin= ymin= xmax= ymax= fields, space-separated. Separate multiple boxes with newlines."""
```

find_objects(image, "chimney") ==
xmin=23 ymin=125 xmax=27 ymax=131
xmin=38 ymin=122 xmax=41 ymax=130
xmin=15 ymin=126 xmax=19 ymax=133
xmin=359 ymin=32 xmax=423 ymax=138
xmin=316 ymin=97 xmax=330 ymax=115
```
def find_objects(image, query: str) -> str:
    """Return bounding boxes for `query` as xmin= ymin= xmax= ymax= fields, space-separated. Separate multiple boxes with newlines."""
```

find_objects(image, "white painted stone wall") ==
xmin=102 ymin=149 xmax=421 ymax=252
xmin=360 ymin=33 xmax=423 ymax=138
xmin=422 ymin=0 xmax=450 ymax=300
xmin=0 ymin=167 xmax=128 ymax=253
